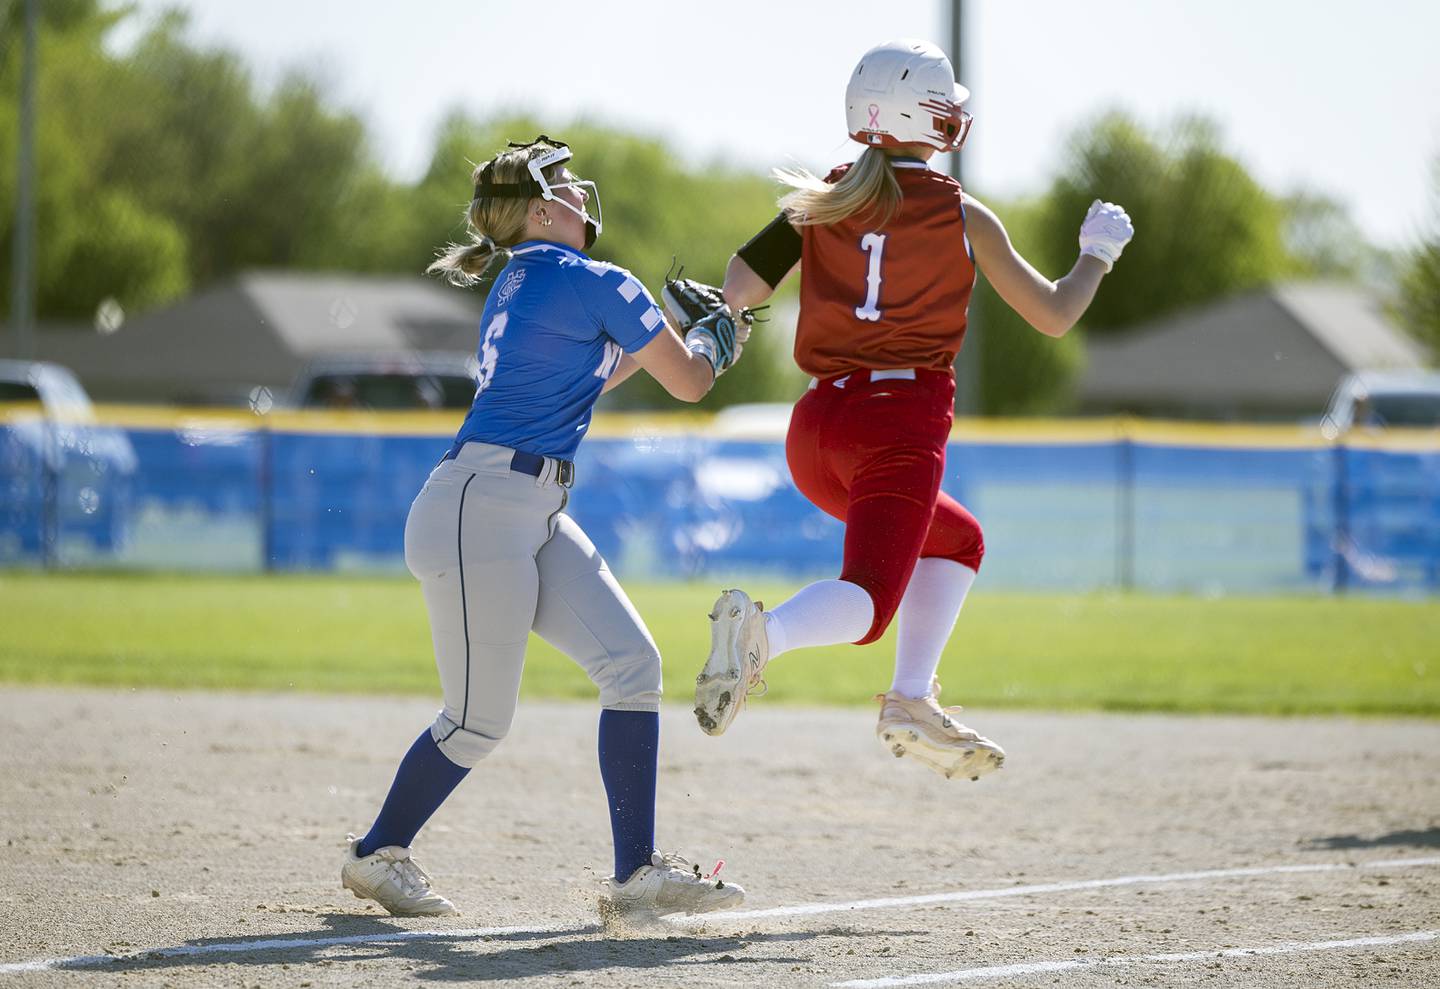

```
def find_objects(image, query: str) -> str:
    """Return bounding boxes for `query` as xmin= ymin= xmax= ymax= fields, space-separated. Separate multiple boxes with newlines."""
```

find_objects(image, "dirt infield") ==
xmin=1 ymin=687 xmax=1437 ymax=987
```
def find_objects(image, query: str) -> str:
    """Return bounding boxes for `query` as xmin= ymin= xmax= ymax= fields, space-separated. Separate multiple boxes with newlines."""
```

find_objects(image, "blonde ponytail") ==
xmin=775 ymin=147 xmax=903 ymax=228
xmin=427 ymin=234 xmax=505 ymax=288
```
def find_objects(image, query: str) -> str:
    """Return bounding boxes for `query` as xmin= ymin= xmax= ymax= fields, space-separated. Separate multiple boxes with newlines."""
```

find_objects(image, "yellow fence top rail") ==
xmin=3 ymin=403 xmax=1438 ymax=452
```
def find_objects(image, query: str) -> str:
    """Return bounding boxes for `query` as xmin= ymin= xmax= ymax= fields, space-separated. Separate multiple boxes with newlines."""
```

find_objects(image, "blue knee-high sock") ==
xmin=598 ymin=709 xmax=659 ymax=881
xmin=357 ymin=730 xmax=470 ymax=857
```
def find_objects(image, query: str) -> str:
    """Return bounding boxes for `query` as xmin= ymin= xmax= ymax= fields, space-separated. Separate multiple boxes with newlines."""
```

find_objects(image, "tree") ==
xmin=1038 ymin=113 xmax=1298 ymax=333
xmin=966 ymin=196 xmax=1085 ymax=415
xmin=1281 ymin=191 xmax=1372 ymax=281
xmin=0 ymin=5 xmax=373 ymax=321
xmin=0 ymin=1 xmax=191 ymax=319
xmin=966 ymin=112 xmax=1320 ymax=412
xmin=1398 ymin=158 xmax=1440 ymax=356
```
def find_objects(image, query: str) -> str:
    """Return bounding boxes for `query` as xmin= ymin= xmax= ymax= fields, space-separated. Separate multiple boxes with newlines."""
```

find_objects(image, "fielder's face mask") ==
xmin=474 ymin=135 xmax=603 ymax=249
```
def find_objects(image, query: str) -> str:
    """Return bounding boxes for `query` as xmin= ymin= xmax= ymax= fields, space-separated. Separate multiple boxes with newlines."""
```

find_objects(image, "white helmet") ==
xmin=845 ymin=39 xmax=972 ymax=153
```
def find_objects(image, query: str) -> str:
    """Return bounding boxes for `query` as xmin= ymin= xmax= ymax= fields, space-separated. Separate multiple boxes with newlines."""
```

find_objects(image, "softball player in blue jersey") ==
xmin=339 ymin=136 xmax=748 ymax=920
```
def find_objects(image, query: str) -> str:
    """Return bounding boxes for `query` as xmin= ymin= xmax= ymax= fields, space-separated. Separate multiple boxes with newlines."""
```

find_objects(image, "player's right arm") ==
xmin=630 ymin=321 xmax=722 ymax=403
xmin=723 ymin=212 xmax=802 ymax=310
xmin=571 ymin=258 xmax=738 ymax=403
xmin=963 ymin=194 xmax=1133 ymax=338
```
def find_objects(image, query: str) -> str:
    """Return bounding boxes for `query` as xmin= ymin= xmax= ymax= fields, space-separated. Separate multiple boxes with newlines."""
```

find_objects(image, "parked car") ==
xmin=1323 ymin=370 xmax=1440 ymax=433
xmin=0 ymin=359 xmax=138 ymax=561
xmin=288 ymin=352 xmax=479 ymax=411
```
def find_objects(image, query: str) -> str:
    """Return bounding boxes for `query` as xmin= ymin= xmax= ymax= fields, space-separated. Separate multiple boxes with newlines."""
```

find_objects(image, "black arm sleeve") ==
xmin=736 ymin=212 xmax=802 ymax=288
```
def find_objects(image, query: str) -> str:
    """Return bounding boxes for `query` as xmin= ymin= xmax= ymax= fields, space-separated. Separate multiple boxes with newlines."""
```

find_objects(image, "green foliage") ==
xmin=0 ymin=6 xmax=373 ymax=320
xmin=964 ymin=111 xmax=1331 ymax=411
xmin=47 ymin=189 xmax=188 ymax=316
xmin=1039 ymin=112 xmax=1297 ymax=332
xmin=1281 ymin=191 xmax=1373 ymax=280
xmin=965 ymin=196 xmax=1085 ymax=414
xmin=0 ymin=2 xmax=195 ymax=319
xmin=1 ymin=572 xmax=1435 ymax=716
xmin=1400 ymin=241 xmax=1440 ymax=355
xmin=1398 ymin=158 xmax=1440 ymax=355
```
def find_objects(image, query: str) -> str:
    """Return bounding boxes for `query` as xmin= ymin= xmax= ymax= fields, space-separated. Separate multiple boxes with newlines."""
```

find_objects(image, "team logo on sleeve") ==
xmin=495 ymin=268 xmax=526 ymax=306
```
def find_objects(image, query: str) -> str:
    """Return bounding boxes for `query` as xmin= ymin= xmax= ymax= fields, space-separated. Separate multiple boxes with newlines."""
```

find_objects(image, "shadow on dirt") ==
xmin=1299 ymin=826 xmax=1440 ymax=851
xmin=61 ymin=913 xmax=922 ymax=981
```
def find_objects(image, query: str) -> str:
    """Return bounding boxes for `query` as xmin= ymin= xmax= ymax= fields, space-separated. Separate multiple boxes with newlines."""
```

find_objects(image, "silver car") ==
xmin=0 ymin=360 xmax=138 ymax=560
xmin=1322 ymin=370 xmax=1440 ymax=434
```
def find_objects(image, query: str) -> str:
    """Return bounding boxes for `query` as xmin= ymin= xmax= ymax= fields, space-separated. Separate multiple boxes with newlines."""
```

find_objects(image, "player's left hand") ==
xmin=685 ymin=309 xmax=744 ymax=378
xmin=662 ymin=274 xmax=755 ymax=344
xmin=1078 ymin=200 xmax=1134 ymax=272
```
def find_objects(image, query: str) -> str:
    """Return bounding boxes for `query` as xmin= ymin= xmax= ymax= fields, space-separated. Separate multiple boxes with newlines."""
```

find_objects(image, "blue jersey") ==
xmin=450 ymin=240 xmax=668 ymax=461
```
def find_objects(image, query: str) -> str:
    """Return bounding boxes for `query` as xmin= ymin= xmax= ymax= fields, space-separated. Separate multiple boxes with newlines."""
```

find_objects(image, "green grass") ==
xmin=1 ymin=571 xmax=1436 ymax=716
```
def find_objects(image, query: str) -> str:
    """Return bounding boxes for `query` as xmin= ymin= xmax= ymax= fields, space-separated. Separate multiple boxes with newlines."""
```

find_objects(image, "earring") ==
xmin=539 ymin=211 xmax=552 ymax=227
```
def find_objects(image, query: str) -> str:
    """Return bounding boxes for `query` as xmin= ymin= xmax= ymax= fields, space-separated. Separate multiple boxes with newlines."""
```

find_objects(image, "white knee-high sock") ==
xmin=764 ymin=579 xmax=874 ymax=660
xmin=891 ymin=558 xmax=977 ymax=698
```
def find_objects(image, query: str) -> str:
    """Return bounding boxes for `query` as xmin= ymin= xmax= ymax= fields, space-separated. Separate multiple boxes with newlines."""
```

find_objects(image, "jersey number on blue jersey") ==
xmin=476 ymin=312 xmax=509 ymax=394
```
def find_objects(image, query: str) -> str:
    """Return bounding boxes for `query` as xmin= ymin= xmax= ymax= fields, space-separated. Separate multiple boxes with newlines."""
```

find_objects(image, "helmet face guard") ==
xmin=473 ymin=135 xmax=603 ymax=249
xmin=919 ymin=98 xmax=973 ymax=153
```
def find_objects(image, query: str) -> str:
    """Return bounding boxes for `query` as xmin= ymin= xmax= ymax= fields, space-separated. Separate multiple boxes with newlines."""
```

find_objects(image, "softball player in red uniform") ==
xmin=694 ymin=40 xmax=1134 ymax=780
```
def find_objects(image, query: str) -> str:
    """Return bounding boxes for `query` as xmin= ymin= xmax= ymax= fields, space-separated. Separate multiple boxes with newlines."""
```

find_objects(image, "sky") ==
xmin=115 ymin=0 xmax=1439 ymax=249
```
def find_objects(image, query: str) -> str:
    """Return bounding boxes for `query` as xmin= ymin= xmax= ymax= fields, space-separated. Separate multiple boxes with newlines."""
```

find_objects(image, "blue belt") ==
xmin=444 ymin=443 xmax=574 ymax=487
xmin=509 ymin=449 xmax=575 ymax=487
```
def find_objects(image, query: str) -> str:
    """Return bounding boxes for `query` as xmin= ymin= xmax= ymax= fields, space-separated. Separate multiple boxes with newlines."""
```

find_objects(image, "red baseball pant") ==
xmin=785 ymin=369 xmax=984 ymax=645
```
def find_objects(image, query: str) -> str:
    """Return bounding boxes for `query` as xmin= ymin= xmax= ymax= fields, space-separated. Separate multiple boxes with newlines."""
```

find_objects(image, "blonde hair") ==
xmin=775 ymin=147 xmax=904 ymax=228
xmin=427 ymin=139 xmax=567 ymax=287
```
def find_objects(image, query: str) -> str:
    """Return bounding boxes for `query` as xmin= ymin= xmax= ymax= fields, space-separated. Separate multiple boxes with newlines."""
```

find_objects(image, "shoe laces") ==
xmin=875 ymin=683 xmax=968 ymax=730
xmin=376 ymin=849 xmax=436 ymax=898
xmin=744 ymin=602 xmax=768 ymax=697
xmin=654 ymin=851 xmax=725 ymax=884
xmin=926 ymin=677 xmax=969 ymax=723
xmin=653 ymin=850 xmax=697 ymax=875
xmin=746 ymin=670 xmax=768 ymax=699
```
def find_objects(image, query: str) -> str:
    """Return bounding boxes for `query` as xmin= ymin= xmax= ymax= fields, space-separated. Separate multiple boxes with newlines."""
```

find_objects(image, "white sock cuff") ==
xmin=766 ymin=579 xmax=874 ymax=658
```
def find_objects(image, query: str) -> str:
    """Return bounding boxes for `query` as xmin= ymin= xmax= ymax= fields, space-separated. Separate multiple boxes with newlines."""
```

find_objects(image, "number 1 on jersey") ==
xmin=854 ymin=232 xmax=887 ymax=322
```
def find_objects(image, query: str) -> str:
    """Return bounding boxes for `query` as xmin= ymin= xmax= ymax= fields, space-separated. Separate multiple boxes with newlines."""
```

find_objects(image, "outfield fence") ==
xmin=3 ymin=404 xmax=1438 ymax=594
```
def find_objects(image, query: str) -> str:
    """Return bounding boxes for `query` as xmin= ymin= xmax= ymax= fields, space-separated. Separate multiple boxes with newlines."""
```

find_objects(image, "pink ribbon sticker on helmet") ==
xmin=867 ymin=104 xmax=881 ymax=128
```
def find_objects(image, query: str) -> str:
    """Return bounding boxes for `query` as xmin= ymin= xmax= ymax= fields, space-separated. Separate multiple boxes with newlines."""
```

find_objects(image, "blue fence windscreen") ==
xmin=3 ymin=413 xmax=1437 ymax=594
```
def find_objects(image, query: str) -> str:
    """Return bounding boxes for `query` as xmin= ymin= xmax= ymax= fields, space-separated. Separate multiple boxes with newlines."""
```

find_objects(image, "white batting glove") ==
xmin=733 ymin=308 xmax=752 ymax=346
xmin=1078 ymin=200 xmax=1134 ymax=272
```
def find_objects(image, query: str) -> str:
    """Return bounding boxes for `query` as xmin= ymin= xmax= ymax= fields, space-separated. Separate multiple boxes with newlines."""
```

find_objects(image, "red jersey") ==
xmin=794 ymin=160 xmax=975 ymax=378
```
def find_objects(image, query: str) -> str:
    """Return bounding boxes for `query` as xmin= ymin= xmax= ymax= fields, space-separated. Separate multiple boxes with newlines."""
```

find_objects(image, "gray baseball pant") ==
xmin=403 ymin=441 xmax=662 ymax=768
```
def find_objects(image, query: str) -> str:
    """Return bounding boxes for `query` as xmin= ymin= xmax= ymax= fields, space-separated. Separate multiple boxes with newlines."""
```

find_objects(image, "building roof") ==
xmin=21 ymin=272 xmax=485 ymax=404
xmin=1271 ymin=281 xmax=1426 ymax=370
xmin=1075 ymin=281 xmax=1429 ymax=418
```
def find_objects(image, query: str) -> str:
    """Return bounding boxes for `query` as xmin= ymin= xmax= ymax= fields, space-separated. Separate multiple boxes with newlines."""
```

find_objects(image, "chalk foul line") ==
xmin=680 ymin=854 xmax=1440 ymax=924
xmin=1 ymin=855 xmax=1436 ymax=974
xmin=828 ymin=930 xmax=1440 ymax=987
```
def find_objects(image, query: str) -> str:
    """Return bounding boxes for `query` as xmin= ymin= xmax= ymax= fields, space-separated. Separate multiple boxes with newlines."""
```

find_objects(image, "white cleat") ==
xmin=340 ymin=834 xmax=458 ymax=917
xmin=600 ymin=851 xmax=745 ymax=923
xmin=875 ymin=680 xmax=1006 ymax=781
xmin=694 ymin=588 xmax=769 ymax=736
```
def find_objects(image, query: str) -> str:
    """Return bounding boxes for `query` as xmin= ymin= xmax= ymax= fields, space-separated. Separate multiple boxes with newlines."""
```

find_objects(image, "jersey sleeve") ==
xmin=569 ymin=259 xmax=669 ymax=353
